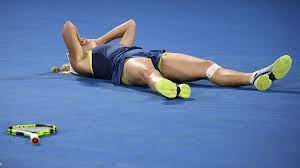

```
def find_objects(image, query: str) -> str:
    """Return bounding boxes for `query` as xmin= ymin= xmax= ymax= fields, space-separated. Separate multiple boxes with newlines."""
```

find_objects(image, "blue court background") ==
xmin=0 ymin=0 xmax=299 ymax=167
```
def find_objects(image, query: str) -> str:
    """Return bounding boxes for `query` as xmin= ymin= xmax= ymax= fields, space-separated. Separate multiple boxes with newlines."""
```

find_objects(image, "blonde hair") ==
xmin=50 ymin=63 xmax=71 ymax=73
xmin=51 ymin=52 xmax=79 ymax=74
xmin=50 ymin=52 xmax=71 ymax=73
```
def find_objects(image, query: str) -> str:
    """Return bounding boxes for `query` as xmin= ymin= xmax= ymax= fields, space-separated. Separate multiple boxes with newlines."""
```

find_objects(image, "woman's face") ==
xmin=78 ymin=37 xmax=97 ymax=52
xmin=78 ymin=36 xmax=88 ymax=46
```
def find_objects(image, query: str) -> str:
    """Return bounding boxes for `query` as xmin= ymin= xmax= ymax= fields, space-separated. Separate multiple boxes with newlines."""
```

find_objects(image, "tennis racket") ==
xmin=7 ymin=124 xmax=57 ymax=144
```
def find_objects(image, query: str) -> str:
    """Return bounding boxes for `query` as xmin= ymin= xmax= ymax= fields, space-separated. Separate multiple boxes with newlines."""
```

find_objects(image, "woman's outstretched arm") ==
xmin=95 ymin=19 xmax=136 ymax=47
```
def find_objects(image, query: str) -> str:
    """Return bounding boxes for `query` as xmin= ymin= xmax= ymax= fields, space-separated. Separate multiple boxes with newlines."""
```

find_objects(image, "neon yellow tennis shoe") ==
xmin=155 ymin=79 xmax=191 ymax=99
xmin=253 ymin=55 xmax=292 ymax=91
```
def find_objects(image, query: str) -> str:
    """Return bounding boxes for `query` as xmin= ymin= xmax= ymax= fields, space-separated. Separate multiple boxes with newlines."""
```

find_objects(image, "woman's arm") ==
xmin=62 ymin=21 xmax=84 ymax=63
xmin=95 ymin=19 xmax=136 ymax=47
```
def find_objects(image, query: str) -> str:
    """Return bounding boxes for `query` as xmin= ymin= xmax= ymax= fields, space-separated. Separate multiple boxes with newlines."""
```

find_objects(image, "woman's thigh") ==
xmin=159 ymin=52 xmax=214 ymax=82
xmin=122 ymin=57 xmax=156 ymax=85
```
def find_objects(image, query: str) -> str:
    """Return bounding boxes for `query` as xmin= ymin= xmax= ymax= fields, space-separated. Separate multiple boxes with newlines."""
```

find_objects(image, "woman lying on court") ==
xmin=53 ymin=19 xmax=292 ymax=99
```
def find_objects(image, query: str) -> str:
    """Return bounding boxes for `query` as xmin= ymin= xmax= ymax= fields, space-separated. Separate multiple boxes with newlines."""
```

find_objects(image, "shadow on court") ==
xmin=189 ymin=83 xmax=300 ymax=95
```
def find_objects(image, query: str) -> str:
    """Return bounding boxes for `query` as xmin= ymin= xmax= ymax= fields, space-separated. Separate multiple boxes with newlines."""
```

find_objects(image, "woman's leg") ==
xmin=159 ymin=53 xmax=252 ymax=86
xmin=122 ymin=57 xmax=190 ymax=98
xmin=123 ymin=57 xmax=164 ymax=90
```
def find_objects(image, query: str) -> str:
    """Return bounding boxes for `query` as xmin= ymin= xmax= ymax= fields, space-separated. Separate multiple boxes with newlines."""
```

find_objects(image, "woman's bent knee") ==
xmin=123 ymin=57 xmax=159 ymax=85
xmin=141 ymin=67 xmax=158 ymax=83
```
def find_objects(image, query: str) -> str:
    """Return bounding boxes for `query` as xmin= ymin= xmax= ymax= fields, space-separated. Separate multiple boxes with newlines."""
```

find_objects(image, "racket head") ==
xmin=7 ymin=124 xmax=57 ymax=137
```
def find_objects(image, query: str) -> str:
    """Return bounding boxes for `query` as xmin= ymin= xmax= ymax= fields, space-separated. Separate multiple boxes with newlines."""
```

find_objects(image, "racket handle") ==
xmin=19 ymin=131 xmax=40 ymax=144
xmin=29 ymin=134 xmax=40 ymax=144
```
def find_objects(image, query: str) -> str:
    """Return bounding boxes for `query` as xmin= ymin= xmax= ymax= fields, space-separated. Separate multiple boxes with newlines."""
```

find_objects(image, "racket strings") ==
xmin=16 ymin=127 xmax=50 ymax=133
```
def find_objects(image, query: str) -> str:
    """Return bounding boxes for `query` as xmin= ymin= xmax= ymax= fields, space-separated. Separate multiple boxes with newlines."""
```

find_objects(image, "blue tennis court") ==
xmin=1 ymin=0 xmax=299 ymax=167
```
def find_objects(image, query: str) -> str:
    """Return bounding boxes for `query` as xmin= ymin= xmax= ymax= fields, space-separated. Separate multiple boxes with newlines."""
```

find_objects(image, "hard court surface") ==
xmin=0 ymin=0 xmax=299 ymax=167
